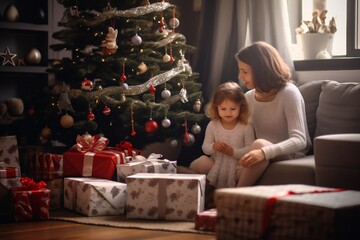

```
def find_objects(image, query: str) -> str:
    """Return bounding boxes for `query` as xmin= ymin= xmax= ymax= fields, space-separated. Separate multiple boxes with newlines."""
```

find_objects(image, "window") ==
xmin=293 ymin=0 xmax=360 ymax=71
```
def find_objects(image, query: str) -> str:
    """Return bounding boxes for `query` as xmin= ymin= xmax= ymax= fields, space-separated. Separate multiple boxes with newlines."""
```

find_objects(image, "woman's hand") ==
xmin=213 ymin=142 xmax=234 ymax=156
xmin=239 ymin=149 xmax=266 ymax=168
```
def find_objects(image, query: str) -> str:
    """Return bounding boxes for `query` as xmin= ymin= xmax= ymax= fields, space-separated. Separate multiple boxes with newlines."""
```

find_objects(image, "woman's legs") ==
xmin=237 ymin=139 xmax=271 ymax=187
xmin=189 ymin=155 xmax=214 ymax=174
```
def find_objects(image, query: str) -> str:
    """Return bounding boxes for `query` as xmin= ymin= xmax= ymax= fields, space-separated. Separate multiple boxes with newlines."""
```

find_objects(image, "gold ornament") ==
xmin=40 ymin=126 xmax=52 ymax=140
xmin=193 ymin=99 xmax=201 ymax=112
xmin=60 ymin=113 xmax=74 ymax=128
xmin=0 ymin=47 xmax=17 ymax=66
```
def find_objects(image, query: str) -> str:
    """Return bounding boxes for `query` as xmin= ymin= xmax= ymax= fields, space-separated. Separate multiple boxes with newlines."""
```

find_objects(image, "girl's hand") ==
xmin=213 ymin=142 xmax=234 ymax=156
xmin=213 ymin=142 xmax=225 ymax=152
xmin=239 ymin=149 xmax=265 ymax=168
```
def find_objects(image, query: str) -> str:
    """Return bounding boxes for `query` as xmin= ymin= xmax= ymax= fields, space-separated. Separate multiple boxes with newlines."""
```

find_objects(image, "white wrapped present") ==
xmin=116 ymin=153 xmax=177 ymax=182
xmin=0 ymin=135 xmax=20 ymax=170
xmin=76 ymin=180 xmax=127 ymax=216
xmin=126 ymin=173 xmax=206 ymax=221
xmin=215 ymin=184 xmax=360 ymax=240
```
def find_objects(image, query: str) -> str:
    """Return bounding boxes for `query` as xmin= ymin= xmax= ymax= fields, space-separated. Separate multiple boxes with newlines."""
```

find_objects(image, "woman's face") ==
xmin=237 ymin=60 xmax=254 ymax=89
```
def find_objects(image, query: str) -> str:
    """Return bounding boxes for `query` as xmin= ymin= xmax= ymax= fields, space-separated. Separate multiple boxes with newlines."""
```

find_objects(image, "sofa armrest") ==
xmin=314 ymin=134 xmax=360 ymax=190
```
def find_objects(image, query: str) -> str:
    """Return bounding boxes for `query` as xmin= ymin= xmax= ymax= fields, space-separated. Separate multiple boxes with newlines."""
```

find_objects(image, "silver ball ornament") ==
xmin=191 ymin=123 xmax=201 ymax=135
xmin=131 ymin=34 xmax=142 ymax=46
xmin=161 ymin=89 xmax=171 ymax=99
xmin=193 ymin=99 xmax=202 ymax=112
xmin=26 ymin=48 xmax=42 ymax=64
xmin=121 ymin=82 xmax=129 ymax=90
xmin=169 ymin=139 xmax=178 ymax=147
xmin=169 ymin=17 xmax=180 ymax=28
xmin=161 ymin=117 xmax=171 ymax=128
xmin=183 ymin=133 xmax=195 ymax=147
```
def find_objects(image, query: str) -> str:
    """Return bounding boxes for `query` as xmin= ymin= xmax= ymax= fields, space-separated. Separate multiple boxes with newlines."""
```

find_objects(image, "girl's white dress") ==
xmin=203 ymin=120 xmax=255 ymax=188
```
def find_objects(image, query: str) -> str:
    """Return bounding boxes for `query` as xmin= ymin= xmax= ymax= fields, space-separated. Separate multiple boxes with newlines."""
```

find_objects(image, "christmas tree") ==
xmin=42 ymin=0 xmax=206 ymax=150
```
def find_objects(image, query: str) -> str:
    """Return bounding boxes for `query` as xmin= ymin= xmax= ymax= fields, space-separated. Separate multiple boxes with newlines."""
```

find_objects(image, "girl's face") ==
xmin=237 ymin=60 xmax=254 ymax=89
xmin=217 ymin=99 xmax=241 ymax=124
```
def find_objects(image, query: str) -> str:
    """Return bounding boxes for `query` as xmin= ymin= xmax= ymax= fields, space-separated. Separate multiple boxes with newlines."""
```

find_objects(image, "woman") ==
xmin=236 ymin=41 xmax=311 ymax=186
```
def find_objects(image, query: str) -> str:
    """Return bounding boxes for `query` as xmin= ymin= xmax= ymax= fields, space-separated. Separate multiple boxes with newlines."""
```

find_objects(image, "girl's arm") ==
xmin=202 ymin=121 xmax=216 ymax=155
xmin=233 ymin=124 xmax=256 ymax=159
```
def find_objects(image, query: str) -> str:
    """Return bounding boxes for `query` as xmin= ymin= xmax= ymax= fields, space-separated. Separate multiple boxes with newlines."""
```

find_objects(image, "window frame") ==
xmin=347 ymin=0 xmax=360 ymax=56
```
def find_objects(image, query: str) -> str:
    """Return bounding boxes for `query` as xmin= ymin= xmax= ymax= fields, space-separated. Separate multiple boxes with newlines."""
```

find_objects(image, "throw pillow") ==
xmin=298 ymin=80 xmax=324 ymax=141
xmin=315 ymin=80 xmax=360 ymax=137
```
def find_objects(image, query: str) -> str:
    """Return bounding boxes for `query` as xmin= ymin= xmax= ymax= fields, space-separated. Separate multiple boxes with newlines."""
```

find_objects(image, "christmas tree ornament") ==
xmin=193 ymin=99 xmax=202 ymax=112
xmin=82 ymin=45 xmax=93 ymax=55
xmin=145 ymin=119 xmax=158 ymax=133
xmin=191 ymin=123 xmax=202 ymax=135
xmin=40 ymin=126 xmax=52 ymax=140
xmin=179 ymin=83 xmax=188 ymax=103
xmin=161 ymin=117 xmax=171 ymax=128
xmin=137 ymin=62 xmax=147 ymax=75
xmin=149 ymin=85 xmax=156 ymax=94
xmin=120 ymin=94 xmax=126 ymax=102
xmin=183 ymin=132 xmax=195 ymax=146
xmin=169 ymin=17 xmax=180 ymax=29
xmin=169 ymin=139 xmax=178 ymax=147
xmin=0 ymin=47 xmax=17 ymax=66
xmin=101 ymin=26 xmax=118 ymax=55
xmin=121 ymin=82 xmax=129 ymax=90
xmin=169 ymin=42 xmax=175 ymax=63
xmin=60 ymin=113 xmax=74 ymax=128
xmin=6 ymin=98 xmax=24 ymax=116
xmin=161 ymin=88 xmax=171 ymax=99
xmin=87 ymin=111 xmax=95 ymax=121
xmin=26 ymin=48 xmax=42 ymax=64
xmin=58 ymin=82 xmax=74 ymax=113
xmin=28 ymin=106 xmax=35 ymax=116
xmin=162 ymin=53 xmax=171 ymax=62
xmin=103 ymin=106 xmax=111 ymax=115
xmin=120 ymin=62 xmax=127 ymax=82
xmin=4 ymin=4 xmax=19 ymax=22
xmin=81 ymin=78 xmax=94 ymax=91
xmin=131 ymin=33 xmax=142 ymax=46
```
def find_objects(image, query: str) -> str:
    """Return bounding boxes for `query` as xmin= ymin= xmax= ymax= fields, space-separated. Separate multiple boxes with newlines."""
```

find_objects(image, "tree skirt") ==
xmin=50 ymin=209 xmax=213 ymax=235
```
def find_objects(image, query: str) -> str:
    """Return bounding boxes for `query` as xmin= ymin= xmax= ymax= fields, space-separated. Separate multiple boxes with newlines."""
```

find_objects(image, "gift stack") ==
xmin=215 ymin=184 xmax=360 ymax=240
xmin=0 ymin=135 xmax=22 ymax=221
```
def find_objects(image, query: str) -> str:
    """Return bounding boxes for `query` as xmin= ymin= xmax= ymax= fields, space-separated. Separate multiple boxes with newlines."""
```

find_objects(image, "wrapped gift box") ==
xmin=11 ymin=178 xmax=50 ymax=222
xmin=116 ymin=154 xmax=176 ymax=182
xmin=63 ymin=148 xmax=127 ymax=180
xmin=76 ymin=180 xmax=127 ymax=216
xmin=0 ymin=167 xmax=20 ymax=178
xmin=44 ymin=179 xmax=63 ymax=210
xmin=0 ymin=135 xmax=20 ymax=169
xmin=126 ymin=173 xmax=206 ymax=221
xmin=195 ymin=208 xmax=217 ymax=232
xmin=18 ymin=146 xmax=45 ymax=178
xmin=64 ymin=177 xmax=126 ymax=216
xmin=215 ymin=184 xmax=360 ymax=240
xmin=0 ymin=177 xmax=22 ymax=221
xmin=36 ymin=153 xmax=63 ymax=180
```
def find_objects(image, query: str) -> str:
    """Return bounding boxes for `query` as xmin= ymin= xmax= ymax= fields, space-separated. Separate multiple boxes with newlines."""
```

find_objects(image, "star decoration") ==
xmin=0 ymin=47 xmax=17 ymax=66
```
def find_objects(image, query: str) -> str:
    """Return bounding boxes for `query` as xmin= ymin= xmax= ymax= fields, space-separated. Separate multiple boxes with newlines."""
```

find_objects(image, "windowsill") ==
xmin=294 ymin=57 xmax=360 ymax=71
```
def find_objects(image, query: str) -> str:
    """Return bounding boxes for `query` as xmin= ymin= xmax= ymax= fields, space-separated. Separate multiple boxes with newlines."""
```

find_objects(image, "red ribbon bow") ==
xmin=20 ymin=177 xmax=47 ymax=190
xmin=116 ymin=141 xmax=133 ymax=152
xmin=76 ymin=134 xmax=109 ymax=152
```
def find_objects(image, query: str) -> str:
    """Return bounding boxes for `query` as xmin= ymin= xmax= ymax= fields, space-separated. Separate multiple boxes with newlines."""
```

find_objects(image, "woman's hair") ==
xmin=205 ymin=82 xmax=249 ymax=124
xmin=236 ymin=41 xmax=292 ymax=93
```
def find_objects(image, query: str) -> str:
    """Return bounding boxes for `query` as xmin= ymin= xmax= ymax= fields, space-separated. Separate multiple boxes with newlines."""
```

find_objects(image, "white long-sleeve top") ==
xmin=203 ymin=120 xmax=255 ymax=188
xmin=245 ymin=83 xmax=311 ymax=160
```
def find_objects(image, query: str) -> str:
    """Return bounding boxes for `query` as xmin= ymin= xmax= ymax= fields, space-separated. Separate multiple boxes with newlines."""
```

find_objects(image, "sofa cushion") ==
xmin=315 ymin=80 xmax=360 ymax=137
xmin=298 ymin=80 xmax=324 ymax=140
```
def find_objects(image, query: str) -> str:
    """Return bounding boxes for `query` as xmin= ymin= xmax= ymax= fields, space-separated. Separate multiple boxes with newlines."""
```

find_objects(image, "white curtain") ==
xmin=195 ymin=0 xmax=294 ymax=100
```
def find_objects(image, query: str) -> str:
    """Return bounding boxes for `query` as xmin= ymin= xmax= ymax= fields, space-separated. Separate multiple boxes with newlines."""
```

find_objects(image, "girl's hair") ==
xmin=205 ymin=82 xmax=249 ymax=124
xmin=236 ymin=41 xmax=292 ymax=93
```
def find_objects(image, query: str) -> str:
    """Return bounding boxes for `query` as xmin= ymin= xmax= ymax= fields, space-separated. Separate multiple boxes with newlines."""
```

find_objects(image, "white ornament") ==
xmin=169 ymin=139 xmax=178 ymax=147
xmin=179 ymin=88 xmax=188 ymax=103
xmin=137 ymin=62 xmax=147 ymax=74
xmin=162 ymin=53 xmax=171 ymax=62
xmin=161 ymin=117 xmax=171 ymax=128
xmin=81 ymin=79 xmax=94 ymax=91
xmin=191 ymin=123 xmax=201 ymax=135
xmin=169 ymin=17 xmax=180 ymax=28
xmin=121 ymin=82 xmax=129 ymax=90
xmin=161 ymin=89 xmax=171 ymax=99
xmin=131 ymin=34 xmax=142 ymax=46
xmin=316 ymin=50 xmax=331 ymax=59
xmin=4 ymin=4 xmax=19 ymax=22
xmin=183 ymin=133 xmax=195 ymax=147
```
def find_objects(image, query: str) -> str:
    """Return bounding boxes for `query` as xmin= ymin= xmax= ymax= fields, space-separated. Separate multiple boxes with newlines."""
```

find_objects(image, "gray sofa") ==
xmin=256 ymin=80 xmax=360 ymax=190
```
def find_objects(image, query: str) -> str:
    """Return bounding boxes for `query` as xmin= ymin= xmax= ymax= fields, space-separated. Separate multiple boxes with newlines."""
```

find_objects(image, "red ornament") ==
xmin=120 ymin=73 xmax=127 ymax=82
xmin=88 ymin=112 xmax=95 ymax=120
xmin=170 ymin=56 xmax=175 ymax=63
xmin=145 ymin=120 xmax=158 ymax=133
xmin=28 ymin=106 xmax=35 ymax=116
xmin=131 ymin=130 xmax=137 ymax=136
xmin=81 ymin=78 xmax=93 ymax=91
xmin=149 ymin=85 xmax=156 ymax=94
xmin=103 ymin=106 xmax=111 ymax=115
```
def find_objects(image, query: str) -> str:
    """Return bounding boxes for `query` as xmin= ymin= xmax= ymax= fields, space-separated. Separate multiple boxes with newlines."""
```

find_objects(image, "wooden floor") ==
xmin=0 ymin=220 xmax=216 ymax=240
